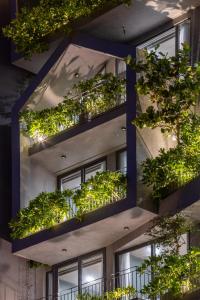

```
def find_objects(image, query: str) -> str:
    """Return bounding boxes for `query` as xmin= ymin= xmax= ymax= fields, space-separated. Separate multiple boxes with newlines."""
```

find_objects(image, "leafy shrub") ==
xmin=10 ymin=189 xmax=73 ymax=239
xmin=3 ymin=0 xmax=131 ymax=57
xmin=10 ymin=171 xmax=127 ymax=239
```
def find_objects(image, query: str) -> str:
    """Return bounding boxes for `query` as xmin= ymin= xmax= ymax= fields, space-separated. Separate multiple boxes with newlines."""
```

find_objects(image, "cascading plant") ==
xmin=126 ymin=44 xmax=200 ymax=202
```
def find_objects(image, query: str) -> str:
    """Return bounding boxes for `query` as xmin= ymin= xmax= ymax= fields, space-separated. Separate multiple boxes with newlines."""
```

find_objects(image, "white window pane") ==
xmin=61 ymin=171 xmax=81 ymax=191
xmin=85 ymin=161 xmax=106 ymax=181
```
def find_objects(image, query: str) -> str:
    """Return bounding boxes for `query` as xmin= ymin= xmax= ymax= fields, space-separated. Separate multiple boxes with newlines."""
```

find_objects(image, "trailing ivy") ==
xmin=3 ymin=0 xmax=131 ymax=58
xmin=126 ymin=44 xmax=200 ymax=201
xmin=138 ymin=215 xmax=200 ymax=298
xmin=20 ymin=73 xmax=126 ymax=141
xmin=10 ymin=171 xmax=126 ymax=239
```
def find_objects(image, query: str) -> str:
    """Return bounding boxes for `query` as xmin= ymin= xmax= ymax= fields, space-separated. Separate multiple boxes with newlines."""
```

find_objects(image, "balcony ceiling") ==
xmin=25 ymin=44 xmax=110 ymax=108
xmin=13 ymin=207 xmax=156 ymax=265
xmin=30 ymin=114 xmax=126 ymax=174
xmin=81 ymin=0 xmax=200 ymax=43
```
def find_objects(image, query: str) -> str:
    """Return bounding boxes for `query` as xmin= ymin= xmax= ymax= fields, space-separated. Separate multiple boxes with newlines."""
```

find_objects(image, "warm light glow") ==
xmin=85 ymin=275 xmax=94 ymax=283
xmin=172 ymin=134 xmax=177 ymax=141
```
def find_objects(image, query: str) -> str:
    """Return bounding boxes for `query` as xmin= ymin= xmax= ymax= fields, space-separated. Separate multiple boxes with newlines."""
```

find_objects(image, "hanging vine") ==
xmin=126 ymin=44 xmax=200 ymax=201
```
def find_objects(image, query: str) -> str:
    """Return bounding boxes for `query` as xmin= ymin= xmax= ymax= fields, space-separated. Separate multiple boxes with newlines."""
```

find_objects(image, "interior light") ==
xmin=124 ymin=226 xmax=130 ymax=231
xmin=121 ymin=126 xmax=126 ymax=131
xmin=62 ymin=248 xmax=67 ymax=252
xmin=61 ymin=154 xmax=67 ymax=159
xmin=38 ymin=136 xmax=45 ymax=142
xmin=74 ymin=72 xmax=80 ymax=78
xmin=85 ymin=275 xmax=95 ymax=283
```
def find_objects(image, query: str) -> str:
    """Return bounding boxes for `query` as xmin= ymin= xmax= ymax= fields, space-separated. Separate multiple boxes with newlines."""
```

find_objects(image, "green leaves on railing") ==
xmin=20 ymin=73 xmax=126 ymax=142
xmin=10 ymin=171 xmax=126 ymax=239
xmin=76 ymin=286 xmax=136 ymax=300
xmin=3 ymin=0 xmax=131 ymax=57
xmin=138 ymin=215 xmax=200 ymax=298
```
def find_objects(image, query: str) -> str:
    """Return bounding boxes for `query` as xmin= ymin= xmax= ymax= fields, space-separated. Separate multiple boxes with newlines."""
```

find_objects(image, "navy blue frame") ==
xmin=11 ymin=32 xmax=136 ymax=251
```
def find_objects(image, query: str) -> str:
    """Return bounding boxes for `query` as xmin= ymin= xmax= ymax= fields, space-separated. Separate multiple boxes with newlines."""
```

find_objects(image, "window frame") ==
xmin=48 ymin=248 xmax=106 ymax=298
xmin=57 ymin=157 xmax=107 ymax=190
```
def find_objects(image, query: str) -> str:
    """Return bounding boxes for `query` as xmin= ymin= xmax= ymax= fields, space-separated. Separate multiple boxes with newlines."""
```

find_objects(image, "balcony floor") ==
xmin=13 ymin=206 xmax=156 ymax=265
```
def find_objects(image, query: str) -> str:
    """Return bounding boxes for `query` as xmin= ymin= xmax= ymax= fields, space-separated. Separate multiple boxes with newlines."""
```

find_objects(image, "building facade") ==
xmin=1 ymin=0 xmax=200 ymax=299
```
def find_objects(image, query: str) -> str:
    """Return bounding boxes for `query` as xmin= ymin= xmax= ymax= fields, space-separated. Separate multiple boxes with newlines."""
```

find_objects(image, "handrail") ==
xmin=38 ymin=267 xmax=151 ymax=300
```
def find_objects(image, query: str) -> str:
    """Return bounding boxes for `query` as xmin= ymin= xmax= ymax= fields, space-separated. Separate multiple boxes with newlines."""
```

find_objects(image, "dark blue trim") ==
xmin=126 ymin=49 xmax=137 ymax=207
xmin=159 ymin=175 xmax=200 ymax=216
xmin=12 ymin=197 xmax=132 ymax=253
xmin=11 ymin=30 xmax=136 ymax=248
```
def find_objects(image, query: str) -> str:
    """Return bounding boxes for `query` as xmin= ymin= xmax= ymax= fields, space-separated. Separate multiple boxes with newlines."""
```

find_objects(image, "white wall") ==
xmin=0 ymin=238 xmax=46 ymax=300
xmin=20 ymin=136 xmax=56 ymax=208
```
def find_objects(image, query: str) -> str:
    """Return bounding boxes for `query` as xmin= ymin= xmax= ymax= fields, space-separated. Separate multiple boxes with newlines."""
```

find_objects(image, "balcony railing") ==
xmin=21 ymin=77 xmax=126 ymax=144
xmin=39 ymin=267 xmax=151 ymax=300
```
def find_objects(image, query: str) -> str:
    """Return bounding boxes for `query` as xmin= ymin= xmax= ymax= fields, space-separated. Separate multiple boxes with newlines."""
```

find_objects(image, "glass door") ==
xmin=58 ymin=262 xmax=79 ymax=300
xmin=81 ymin=253 xmax=104 ymax=297
xmin=118 ymin=245 xmax=152 ymax=295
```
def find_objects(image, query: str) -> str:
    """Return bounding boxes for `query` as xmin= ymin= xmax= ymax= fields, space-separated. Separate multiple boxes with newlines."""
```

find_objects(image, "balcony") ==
xmin=11 ymin=170 xmax=127 ymax=239
xmin=42 ymin=267 xmax=152 ymax=300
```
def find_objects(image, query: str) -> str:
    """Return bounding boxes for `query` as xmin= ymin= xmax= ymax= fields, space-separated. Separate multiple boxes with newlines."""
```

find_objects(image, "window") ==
xmin=117 ymin=150 xmax=127 ymax=174
xmin=59 ymin=160 xmax=106 ymax=192
xmin=56 ymin=251 xmax=104 ymax=298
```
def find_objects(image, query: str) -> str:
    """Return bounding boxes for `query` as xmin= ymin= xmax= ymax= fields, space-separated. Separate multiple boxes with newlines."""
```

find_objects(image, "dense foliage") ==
xmin=138 ymin=215 xmax=200 ymax=298
xmin=10 ymin=171 xmax=126 ymax=239
xmin=10 ymin=189 xmax=73 ymax=239
xmin=127 ymin=44 xmax=200 ymax=201
xmin=20 ymin=73 xmax=126 ymax=141
xmin=76 ymin=287 xmax=136 ymax=300
xmin=3 ymin=0 xmax=130 ymax=57
xmin=74 ymin=171 xmax=127 ymax=218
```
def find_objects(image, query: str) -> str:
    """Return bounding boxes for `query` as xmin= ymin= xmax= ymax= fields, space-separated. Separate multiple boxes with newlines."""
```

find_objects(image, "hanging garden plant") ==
xmin=10 ymin=170 xmax=127 ymax=239
xmin=126 ymin=44 xmax=200 ymax=202
xmin=3 ymin=0 xmax=131 ymax=58
xmin=10 ymin=189 xmax=73 ymax=239
xmin=20 ymin=73 xmax=126 ymax=142
xmin=73 ymin=171 xmax=127 ymax=218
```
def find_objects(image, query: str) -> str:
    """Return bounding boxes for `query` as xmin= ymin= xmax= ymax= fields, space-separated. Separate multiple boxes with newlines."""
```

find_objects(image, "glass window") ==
xmin=47 ymin=272 xmax=53 ymax=300
xmin=178 ymin=20 xmax=190 ymax=49
xmin=118 ymin=245 xmax=152 ymax=293
xmin=118 ymin=150 xmax=127 ymax=174
xmin=60 ymin=171 xmax=81 ymax=192
xmin=81 ymin=253 xmax=104 ymax=296
xmin=58 ymin=262 xmax=78 ymax=297
xmin=85 ymin=161 xmax=106 ymax=181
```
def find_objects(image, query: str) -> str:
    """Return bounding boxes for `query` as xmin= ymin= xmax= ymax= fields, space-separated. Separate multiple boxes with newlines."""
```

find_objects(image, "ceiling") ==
xmin=30 ymin=114 xmax=126 ymax=174
xmin=25 ymin=44 xmax=112 ymax=110
xmin=81 ymin=0 xmax=200 ymax=43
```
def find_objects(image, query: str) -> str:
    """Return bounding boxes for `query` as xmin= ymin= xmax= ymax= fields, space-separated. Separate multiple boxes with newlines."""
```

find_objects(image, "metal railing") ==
xmin=39 ymin=267 xmax=151 ymax=300
xmin=65 ymin=169 xmax=127 ymax=220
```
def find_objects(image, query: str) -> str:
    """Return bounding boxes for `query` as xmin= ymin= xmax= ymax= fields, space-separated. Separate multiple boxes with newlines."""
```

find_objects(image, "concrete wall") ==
xmin=0 ymin=238 xmax=46 ymax=300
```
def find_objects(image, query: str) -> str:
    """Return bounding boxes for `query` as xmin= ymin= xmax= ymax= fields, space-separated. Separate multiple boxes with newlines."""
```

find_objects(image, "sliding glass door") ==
xmin=56 ymin=251 xmax=104 ymax=299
